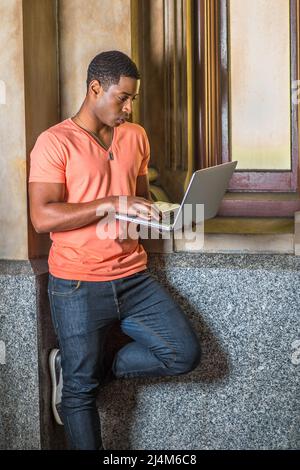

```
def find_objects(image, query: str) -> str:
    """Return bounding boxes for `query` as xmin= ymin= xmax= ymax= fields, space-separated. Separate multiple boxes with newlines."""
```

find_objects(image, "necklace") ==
xmin=73 ymin=114 xmax=114 ymax=160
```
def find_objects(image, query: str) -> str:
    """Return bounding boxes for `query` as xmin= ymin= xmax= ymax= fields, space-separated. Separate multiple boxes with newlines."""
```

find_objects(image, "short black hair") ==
xmin=86 ymin=50 xmax=140 ymax=90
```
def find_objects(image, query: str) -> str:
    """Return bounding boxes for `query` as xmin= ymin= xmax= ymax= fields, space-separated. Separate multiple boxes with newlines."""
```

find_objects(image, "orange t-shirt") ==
xmin=29 ymin=118 xmax=150 ymax=281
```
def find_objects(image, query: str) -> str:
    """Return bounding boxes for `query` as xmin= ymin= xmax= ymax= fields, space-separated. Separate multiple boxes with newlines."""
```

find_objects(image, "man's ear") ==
xmin=89 ymin=79 xmax=104 ymax=98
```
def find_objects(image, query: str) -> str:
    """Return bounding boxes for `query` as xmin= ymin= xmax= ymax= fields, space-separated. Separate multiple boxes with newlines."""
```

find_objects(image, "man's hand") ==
xmin=116 ymin=196 xmax=161 ymax=221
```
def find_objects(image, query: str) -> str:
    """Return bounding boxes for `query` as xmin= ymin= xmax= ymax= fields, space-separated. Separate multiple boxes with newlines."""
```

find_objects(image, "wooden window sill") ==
xmin=219 ymin=192 xmax=300 ymax=217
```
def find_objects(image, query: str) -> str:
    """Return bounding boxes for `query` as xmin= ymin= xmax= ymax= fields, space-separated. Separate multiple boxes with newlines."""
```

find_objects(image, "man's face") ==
xmin=92 ymin=76 xmax=140 ymax=127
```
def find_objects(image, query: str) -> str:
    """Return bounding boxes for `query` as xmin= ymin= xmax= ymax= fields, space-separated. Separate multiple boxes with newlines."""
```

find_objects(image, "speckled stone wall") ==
xmin=1 ymin=254 xmax=299 ymax=449
xmin=99 ymin=253 xmax=300 ymax=450
xmin=0 ymin=266 xmax=39 ymax=449
xmin=0 ymin=260 xmax=66 ymax=450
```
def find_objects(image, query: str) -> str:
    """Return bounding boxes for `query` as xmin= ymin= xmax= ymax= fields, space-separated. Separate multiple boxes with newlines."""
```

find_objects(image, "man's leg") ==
xmin=48 ymin=274 xmax=117 ymax=449
xmin=113 ymin=271 xmax=201 ymax=379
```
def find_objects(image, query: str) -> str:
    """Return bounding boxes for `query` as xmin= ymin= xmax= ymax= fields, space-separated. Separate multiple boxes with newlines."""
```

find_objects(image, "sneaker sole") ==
xmin=49 ymin=349 xmax=64 ymax=426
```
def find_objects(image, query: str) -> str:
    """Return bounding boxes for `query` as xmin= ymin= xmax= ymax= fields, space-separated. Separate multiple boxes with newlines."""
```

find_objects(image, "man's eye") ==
xmin=118 ymin=96 xmax=138 ymax=103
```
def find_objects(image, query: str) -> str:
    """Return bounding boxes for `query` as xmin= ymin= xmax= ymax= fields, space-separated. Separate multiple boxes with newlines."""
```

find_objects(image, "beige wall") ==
xmin=0 ymin=0 xmax=28 ymax=259
xmin=0 ymin=0 xmax=132 ymax=260
xmin=59 ymin=0 xmax=131 ymax=119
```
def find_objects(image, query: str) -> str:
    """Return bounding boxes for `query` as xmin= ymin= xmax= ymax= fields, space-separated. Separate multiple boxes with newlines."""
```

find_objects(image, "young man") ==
xmin=29 ymin=51 xmax=201 ymax=450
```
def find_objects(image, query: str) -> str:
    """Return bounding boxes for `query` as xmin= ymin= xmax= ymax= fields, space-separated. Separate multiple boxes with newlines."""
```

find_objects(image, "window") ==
xmin=225 ymin=0 xmax=298 ymax=191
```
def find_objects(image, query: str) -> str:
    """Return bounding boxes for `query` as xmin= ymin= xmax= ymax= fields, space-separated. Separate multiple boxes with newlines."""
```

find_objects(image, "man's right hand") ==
xmin=115 ymin=196 xmax=161 ymax=221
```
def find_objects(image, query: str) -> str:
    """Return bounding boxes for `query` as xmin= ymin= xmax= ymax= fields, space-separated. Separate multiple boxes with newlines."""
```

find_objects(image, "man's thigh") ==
xmin=118 ymin=271 xmax=198 ymax=353
xmin=48 ymin=275 xmax=118 ymax=379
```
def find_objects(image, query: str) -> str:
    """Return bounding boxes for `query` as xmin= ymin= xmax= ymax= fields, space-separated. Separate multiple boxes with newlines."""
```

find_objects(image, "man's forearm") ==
xmin=34 ymin=197 xmax=117 ymax=233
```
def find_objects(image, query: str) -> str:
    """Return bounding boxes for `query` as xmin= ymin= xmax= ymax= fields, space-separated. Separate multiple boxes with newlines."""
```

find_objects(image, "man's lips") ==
xmin=115 ymin=117 xmax=127 ymax=125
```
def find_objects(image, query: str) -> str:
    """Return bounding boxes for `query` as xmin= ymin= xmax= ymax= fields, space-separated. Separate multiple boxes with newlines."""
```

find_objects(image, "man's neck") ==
xmin=74 ymin=104 xmax=107 ymax=134
xmin=73 ymin=107 xmax=113 ymax=147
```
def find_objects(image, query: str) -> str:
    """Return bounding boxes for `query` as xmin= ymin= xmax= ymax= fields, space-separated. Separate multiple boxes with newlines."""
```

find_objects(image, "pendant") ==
xmin=108 ymin=151 xmax=114 ymax=161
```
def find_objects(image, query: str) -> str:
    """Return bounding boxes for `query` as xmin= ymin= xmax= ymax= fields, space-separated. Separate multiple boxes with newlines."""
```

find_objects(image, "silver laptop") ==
xmin=115 ymin=161 xmax=237 ymax=231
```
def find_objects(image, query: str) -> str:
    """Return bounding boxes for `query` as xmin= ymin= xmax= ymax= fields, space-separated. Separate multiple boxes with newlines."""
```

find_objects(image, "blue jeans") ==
xmin=48 ymin=270 xmax=201 ymax=449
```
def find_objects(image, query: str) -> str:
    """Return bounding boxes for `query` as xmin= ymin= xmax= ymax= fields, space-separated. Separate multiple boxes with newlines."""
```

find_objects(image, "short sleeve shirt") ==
xmin=29 ymin=118 xmax=150 ymax=281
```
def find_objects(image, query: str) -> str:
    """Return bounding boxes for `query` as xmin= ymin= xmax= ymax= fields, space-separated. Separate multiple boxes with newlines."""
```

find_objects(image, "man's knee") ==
xmin=182 ymin=341 xmax=201 ymax=373
xmin=62 ymin=376 xmax=100 ymax=403
xmin=170 ymin=339 xmax=201 ymax=375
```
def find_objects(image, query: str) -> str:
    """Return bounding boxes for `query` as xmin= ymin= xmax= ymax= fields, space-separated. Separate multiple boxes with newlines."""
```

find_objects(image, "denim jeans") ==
xmin=48 ymin=270 xmax=201 ymax=450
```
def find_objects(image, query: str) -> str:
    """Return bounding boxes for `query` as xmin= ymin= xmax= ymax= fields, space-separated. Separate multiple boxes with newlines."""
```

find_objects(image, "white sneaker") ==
xmin=49 ymin=348 xmax=64 ymax=426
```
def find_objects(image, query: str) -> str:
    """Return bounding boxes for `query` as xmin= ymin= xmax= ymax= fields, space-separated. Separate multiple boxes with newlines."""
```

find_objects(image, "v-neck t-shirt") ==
xmin=29 ymin=118 xmax=150 ymax=281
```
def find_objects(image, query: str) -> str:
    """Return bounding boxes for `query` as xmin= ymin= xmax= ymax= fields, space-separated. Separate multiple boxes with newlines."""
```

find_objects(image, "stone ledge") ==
xmin=148 ymin=252 xmax=300 ymax=271
xmin=140 ymin=217 xmax=296 ymax=255
xmin=175 ymin=233 xmax=294 ymax=254
xmin=204 ymin=217 xmax=294 ymax=234
xmin=141 ymin=232 xmax=294 ymax=255
xmin=0 ymin=259 xmax=49 ymax=276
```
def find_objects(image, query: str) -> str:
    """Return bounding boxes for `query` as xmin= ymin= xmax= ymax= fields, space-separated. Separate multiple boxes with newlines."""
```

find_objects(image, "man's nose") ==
xmin=122 ymin=98 xmax=133 ymax=115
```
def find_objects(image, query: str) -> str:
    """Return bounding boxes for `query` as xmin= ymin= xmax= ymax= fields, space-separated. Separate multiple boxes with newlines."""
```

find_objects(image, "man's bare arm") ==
xmin=136 ymin=174 xmax=152 ymax=201
xmin=29 ymin=182 xmax=154 ymax=233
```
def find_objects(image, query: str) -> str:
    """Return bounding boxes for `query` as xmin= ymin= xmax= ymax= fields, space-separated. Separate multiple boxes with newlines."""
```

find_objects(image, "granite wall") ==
xmin=0 ymin=260 xmax=66 ymax=449
xmin=1 ymin=253 xmax=299 ymax=449
xmin=98 ymin=253 xmax=300 ymax=450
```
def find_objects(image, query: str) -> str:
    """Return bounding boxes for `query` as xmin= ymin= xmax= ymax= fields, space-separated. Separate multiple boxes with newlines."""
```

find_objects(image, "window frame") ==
xmin=220 ymin=0 xmax=299 ymax=192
